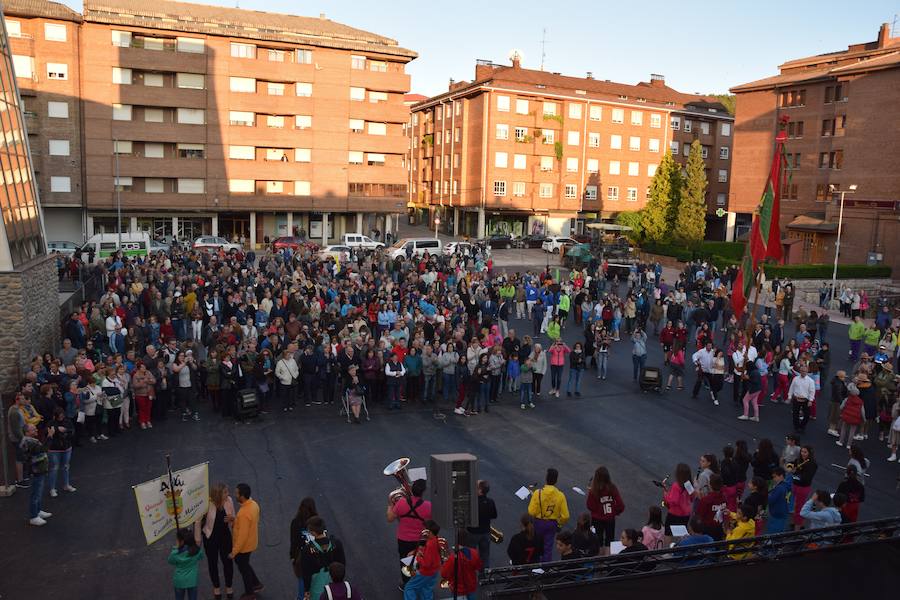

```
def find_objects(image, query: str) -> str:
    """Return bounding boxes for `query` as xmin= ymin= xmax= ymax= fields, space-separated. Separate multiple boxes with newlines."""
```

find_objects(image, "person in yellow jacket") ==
xmin=527 ymin=468 xmax=570 ymax=562
xmin=229 ymin=483 xmax=263 ymax=598
xmin=724 ymin=502 xmax=758 ymax=560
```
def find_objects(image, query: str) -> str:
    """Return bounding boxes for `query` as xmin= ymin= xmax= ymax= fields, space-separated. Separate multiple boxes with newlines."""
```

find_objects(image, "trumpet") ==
xmin=384 ymin=457 xmax=412 ymax=506
xmin=653 ymin=476 xmax=670 ymax=508
xmin=490 ymin=525 xmax=504 ymax=544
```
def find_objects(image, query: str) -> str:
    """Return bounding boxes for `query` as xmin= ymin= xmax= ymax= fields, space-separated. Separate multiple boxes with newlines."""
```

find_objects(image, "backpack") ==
xmin=308 ymin=538 xmax=335 ymax=600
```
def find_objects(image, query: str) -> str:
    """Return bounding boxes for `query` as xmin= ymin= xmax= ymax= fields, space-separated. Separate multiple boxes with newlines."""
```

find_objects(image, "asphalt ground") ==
xmin=1 ymin=310 xmax=898 ymax=600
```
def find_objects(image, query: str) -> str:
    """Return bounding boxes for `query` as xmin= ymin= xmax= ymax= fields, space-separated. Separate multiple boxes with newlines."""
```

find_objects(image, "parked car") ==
xmin=541 ymin=236 xmax=577 ymax=253
xmin=271 ymin=236 xmax=305 ymax=252
xmin=193 ymin=236 xmax=242 ymax=253
xmin=518 ymin=235 xmax=548 ymax=249
xmin=481 ymin=234 xmax=516 ymax=249
xmin=443 ymin=241 xmax=473 ymax=256
xmin=317 ymin=245 xmax=351 ymax=262
xmin=47 ymin=241 xmax=78 ymax=256
xmin=341 ymin=233 xmax=384 ymax=250
xmin=387 ymin=238 xmax=442 ymax=259
xmin=149 ymin=239 xmax=171 ymax=253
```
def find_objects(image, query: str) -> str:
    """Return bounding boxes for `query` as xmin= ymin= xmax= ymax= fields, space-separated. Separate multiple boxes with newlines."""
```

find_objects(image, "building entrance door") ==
xmin=178 ymin=218 xmax=209 ymax=242
xmin=220 ymin=214 xmax=250 ymax=243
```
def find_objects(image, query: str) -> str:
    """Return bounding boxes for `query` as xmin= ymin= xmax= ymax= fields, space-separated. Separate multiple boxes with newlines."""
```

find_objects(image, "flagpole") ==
xmin=166 ymin=454 xmax=182 ymax=532
xmin=738 ymin=266 xmax=765 ymax=381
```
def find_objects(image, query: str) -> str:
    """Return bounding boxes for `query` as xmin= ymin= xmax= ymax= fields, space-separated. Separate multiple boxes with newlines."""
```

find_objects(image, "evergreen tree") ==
xmin=674 ymin=140 xmax=708 ymax=244
xmin=640 ymin=151 xmax=680 ymax=242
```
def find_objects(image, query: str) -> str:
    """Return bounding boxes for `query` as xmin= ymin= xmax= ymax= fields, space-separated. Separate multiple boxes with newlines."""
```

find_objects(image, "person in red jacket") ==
xmin=586 ymin=466 xmax=625 ymax=555
xmin=403 ymin=520 xmax=442 ymax=600
xmin=694 ymin=474 xmax=729 ymax=540
xmin=439 ymin=530 xmax=483 ymax=600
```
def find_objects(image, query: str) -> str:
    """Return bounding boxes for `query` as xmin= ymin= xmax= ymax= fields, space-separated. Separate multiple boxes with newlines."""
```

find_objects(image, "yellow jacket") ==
xmin=725 ymin=517 xmax=756 ymax=560
xmin=528 ymin=484 xmax=569 ymax=527
xmin=232 ymin=499 xmax=260 ymax=554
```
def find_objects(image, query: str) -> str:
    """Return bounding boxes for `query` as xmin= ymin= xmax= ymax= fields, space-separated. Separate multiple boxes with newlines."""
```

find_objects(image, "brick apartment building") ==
xmin=408 ymin=59 xmax=733 ymax=239
xmin=4 ymin=0 xmax=416 ymax=246
xmin=731 ymin=23 xmax=900 ymax=268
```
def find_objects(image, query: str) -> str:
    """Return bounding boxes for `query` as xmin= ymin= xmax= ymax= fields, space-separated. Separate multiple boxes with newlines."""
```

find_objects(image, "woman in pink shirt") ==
xmin=547 ymin=339 xmax=571 ymax=398
xmin=663 ymin=463 xmax=693 ymax=543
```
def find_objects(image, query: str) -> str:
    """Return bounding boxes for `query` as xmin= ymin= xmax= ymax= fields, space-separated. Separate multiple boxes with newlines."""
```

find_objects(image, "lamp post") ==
xmin=114 ymin=138 xmax=122 ymax=251
xmin=434 ymin=215 xmax=440 ymax=239
xmin=829 ymin=184 xmax=857 ymax=305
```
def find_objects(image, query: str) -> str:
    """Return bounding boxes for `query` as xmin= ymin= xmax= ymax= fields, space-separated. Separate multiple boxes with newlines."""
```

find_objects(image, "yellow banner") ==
xmin=132 ymin=462 xmax=209 ymax=545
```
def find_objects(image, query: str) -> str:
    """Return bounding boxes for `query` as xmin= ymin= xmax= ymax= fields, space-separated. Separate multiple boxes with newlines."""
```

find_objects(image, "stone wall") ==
xmin=0 ymin=256 xmax=60 ymax=394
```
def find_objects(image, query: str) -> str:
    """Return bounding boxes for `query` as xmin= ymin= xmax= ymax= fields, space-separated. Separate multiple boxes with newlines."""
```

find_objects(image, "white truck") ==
xmin=341 ymin=233 xmax=384 ymax=250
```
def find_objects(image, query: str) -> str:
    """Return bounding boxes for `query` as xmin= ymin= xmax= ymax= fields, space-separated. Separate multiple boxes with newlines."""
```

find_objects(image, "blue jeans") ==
xmin=423 ymin=375 xmax=435 ymax=404
xmin=519 ymin=382 xmax=532 ymax=406
xmin=550 ymin=365 xmax=563 ymax=390
xmin=403 ymin=572 xmax=437 ymax=600
xmin=632 ymin=354 xmax=646 ymax=380
xmin=174 ymin=588 xmax=198 ymax=600
xmin=442 ymin=373 xmax=456 ymax=403
xmin=477 ymin=382 xmax=490 ymax=412
xmin=566 ymin=368 xmax=583 ymax=393
xmin=48 ymin=448 xmax=71 ymax=491
xmin=597 ymin=353 xmax=608 ymax=378
xmin=29 ymin=472 xmax=46 ymax=519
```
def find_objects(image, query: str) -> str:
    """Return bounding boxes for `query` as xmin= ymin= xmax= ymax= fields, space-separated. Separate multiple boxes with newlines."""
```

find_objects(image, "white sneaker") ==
xmin=737 ymin=415 xmax=749 ymax=420
xmin=520 ymin=404 xmax=526 ymax=410
xmin=29 ymin=517 xmax=47 ymax=526
xmin=853 ymin=434 xmax=864 ymax=441
xmin=147 ymin=423 xmax=153 ymax=428
xmin=64 ymin=485 xmax=77 ymax=493
xmin=750 ymin=416 xmax=760 ymax=422
xmin=889 ymin=454 xmax=897 ymax=462
xmin=90 ymin=437 xmax=97 ymax=444
xmin=827 ymin=429 xmax=839 ymax=437
xmin=98 ymin=434 xmax=109 ymax=440
xmin=454 ymin=407 xmax=465 ymax=415
xmin=713 ymin=400 xmax=720 ymax=406
xmin=49 ymin=489 xmax=58 ymax=498
xmin=836 ymin=440 xmax=844 ymax=446
xmin=38 ymin=511 xmax=52 ymax=519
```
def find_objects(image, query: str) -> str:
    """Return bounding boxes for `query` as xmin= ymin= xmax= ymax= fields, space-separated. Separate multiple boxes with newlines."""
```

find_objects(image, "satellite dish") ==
xmin=508 ymin=49 xmax=524 ymax=64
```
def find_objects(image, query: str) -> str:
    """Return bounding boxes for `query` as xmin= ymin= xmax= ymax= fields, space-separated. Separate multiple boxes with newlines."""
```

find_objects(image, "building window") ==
xmin=629 ymin=136 xmax=641 ymax=151
xmin=540 ymin=156 xmax=553 ymax=172
xmin=350 ymin=87 xmax=366 ymax=101
xmin=6 ymin=20 xmax=21 ymax=38
xmin=294 ymin=181 xmax=312 ymax=196
xmin=295 ymin=82 xmax=313 ymax=97
xmin=295 ymin=115 xmax=312 ymax=129
xmin=721 ymin=122 xmax=731 ymax=136
xmin=515 ymin=127 xmax=528 ymax=142
xmin=683 ymin=143 xmax=690 ymax=156
xmin=49 ymin=139 xmax=70 ymax=156
xmin=684 ymin=119 xmax=692 ymax=133
xmin=141 ymin=37 xmax=165 ymax=51
xmin=368 ymin=91 xmax=388 ymax=103
xmin=349 ymin=119 xmax=364 ymax=133
xmin=784 ymin=183 xmax=799 ymax=200
xmin=366 ymin=153 xmax=386 ymax=166
xmin=368 ymin=122 xmax=387 ymax=135
xmin=178 ymin=143 xmax=205 ymax=159
xmin=631 ymin=111 xmax=643 ymax=126
xmin=516 ymin=99 xmax=529 ymax=114
xmin=607 ymin=186 xmax=619 ymax=201
xmin=267 ymin=49 xmax=285 ymax=63
xmin=177 ymin=73 xmax=205 ymax=89
xmin=542 ymin=129 xmax=554 ymax=144
xmin=495 ymin=152 xmax=508 ymax=168
xmin=493 ymin=180 xmax=506 ymax=196
xmin=610 ymin=135 xmax=622 ymax=150
xmin=268 ymin=82 xmax=285 ymax=96
xmin=114 ymin=176 xmax=133 ymax=191
xmin=718 ymin=169 xmax=728 ymax=183
xmin=112 ymin=104 xmax=132 ymax=121
xmin=719 ymin=147 xmax=729 ymax=159
xmin=229 ymin=111 xmax=254 ymax=126
xmin=177 ymin=108 xmax=205 ymax=125
xmin=228 ymin=179 xmax=253 ymax=194
xmin=836 ymin=115 xmax=846 ymax=136
xmin=231 ymin=43 xmax=256 ymax=58
xmin=176 ymin=37 xmax=204 ymax=53
xmin=543 ymin=102 xmax=557 ymax=116
xmin=787 ymin=121 xmax=804 ymax=138
xmin=50 ymin=176 xmax=71 ymax=192
xmin=144 ymin=143 xmax=164 ymax=158
xmin=454 ymin=127 xmax=460 ymax=142
xmin=716 ymin=193 xmax=727 ymax=206
xmin=833 ymin=149 xmax=843 ymax=169
xmin=44 ymin=23 xmax=67 ymax=42
xmin=143 ymin=72 xmax=163 ymax=87
xmin=626 ymin=188 xmax=638 ymax=202
xmin=567 ymin=131 xmax=579 ymax=146
xmin=650 ymin=113 xmax=661 ymax=128
xmin=177 ymin=179 xmax=205 ymax=194
xmin=585 ymin=185 xmax=597 ymax=200
xmin=780 ymin=89 xmax=806 ymax=107
xmin=513 ymin=154 xmax=527 ymax=170
xmin=453 ymin=154 xmax=460 ymax=168
xmin=296 ymin=49 xmax=313 ymax=64
xmin=564 ymin=184 xmax=577 ymax=199
xmin=497 ymin=95 xmax=510 ymax=112
xmin=647 ymin=164 xmax=657 ymax=177
xmin=348 ymin=151 xmax=363 ymax=165
xmin=701 ymin=146 xmax=709 ymax=159
xmin=145 ymin=179 xmax=164 ymax=193
xmin=369 ymin=60 xmax=387 ymax=72
xmin=670 ymin=116 xmax=680 ymax=130
xmin=587 ymin=158 xmax=599 ymax=173
xmin=821 ymin=118 xmax=835 ymax=137
xmin=539 ymin=183 xmax=553 ymax=198
xmin=513 ymin=182 xmax=526 ymax=197
xmin=609 ymin=160 xmax=620 ymax=175
xmin=566 ymin=157 xmax=578 ymax=172
xmin=611 ymin=108 xmax=624 ymax=124
xmin=589 ymin=105 xmax=602 ymax=121
xmin=670 ymin=141 xmax=679 ymax=154
xmin=12 ymin=55 xmax=34 ymax=79
xmin=144 ymin=108 xmax=164 ymax=123
xmin=588 ymin=132 xmax=600 ymax=148
xmin=229 ymin=146 xmax=255 ymax=160
xmin=648 ymin=138 xmax=660 ymax=153
xmin=628 ymin=162 xmax=639 ymax=176
xmin=266 ymin=181 xmax=284 ymax=194
xmin=351 ymin=55 xmax=366 ymax=69
xmin=568 ymin=104 xmax=582 ymax=119
xmin=494 ymin=123 xmax=509 ymax=140
xmin=700 ymin=121 xmax=710 ymax=135
xmin=47 ymin=63 xmax=68 ymax=80
xmin=48 ymin=101 xmax=68 ymax=118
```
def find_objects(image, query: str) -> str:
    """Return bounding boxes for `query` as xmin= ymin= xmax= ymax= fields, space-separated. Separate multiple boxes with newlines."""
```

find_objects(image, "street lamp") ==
xmin=434 ymin=215 xmax=441 ymax=239
xmin=829 ymin=183 xmax=857 ymax=305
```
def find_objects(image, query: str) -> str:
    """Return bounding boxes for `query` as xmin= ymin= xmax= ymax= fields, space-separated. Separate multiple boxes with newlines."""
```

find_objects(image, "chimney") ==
xmin=475 ymin=60 xmax=497 ymax=81
xmin=878 ymin=22 xmax=891 ymax=48
xmin=586 ymin=71 xmax=593 ymax=80
xmin=650 ymin=73 xmax=665 ymax=88
xmin=511 ymin=56 xmax=521 ymax=69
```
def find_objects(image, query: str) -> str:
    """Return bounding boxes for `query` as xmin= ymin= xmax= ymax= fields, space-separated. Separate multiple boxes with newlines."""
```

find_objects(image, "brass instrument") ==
xmin=384 ymin=457 xmax=412 ymax=506
xmin=785 ymin=459 xmax=809 ymax=473
xmin=401 ymin=530 xmax=449 ymax=578
xmin=653 ymin=476 xmax=670 ymax=508
xmin=490 ymin=525 xmax=504 ymax=544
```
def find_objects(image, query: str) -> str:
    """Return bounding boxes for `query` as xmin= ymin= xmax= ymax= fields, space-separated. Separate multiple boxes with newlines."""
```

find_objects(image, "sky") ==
xmin=60 ymin=0 xmax=898 ymax=97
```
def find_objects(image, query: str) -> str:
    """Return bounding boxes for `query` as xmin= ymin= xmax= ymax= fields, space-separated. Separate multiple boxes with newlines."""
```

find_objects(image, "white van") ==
xmin=78 ymin=232 xmax=152 ymax=262
xmin=341 ymin=233 xmax=384 ymax=250
xmin=387 ymin=237 xmax=442 ymax=259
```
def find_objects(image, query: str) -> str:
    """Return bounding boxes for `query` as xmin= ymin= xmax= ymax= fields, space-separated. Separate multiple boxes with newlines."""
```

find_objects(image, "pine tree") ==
xmin=640 ymin=151 xmax=679 ymax=243
xmin=674 ymin=140 xmax=708 ymax=244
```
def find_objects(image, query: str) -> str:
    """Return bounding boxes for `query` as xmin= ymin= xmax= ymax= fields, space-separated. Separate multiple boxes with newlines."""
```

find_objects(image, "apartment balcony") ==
xmin=223 ymin=93 xmax=314 ymax=114
xmin=87 ymin=192 xmax=216 ymax=211
xmin=349 ymin=101 xmax=408 ymax=123
xmin=349 ymin=69 xmax=411 ymax=94
xmin=115 ymin=156 xmax=210 ymax=178
xmin=346 ymin=165 xmax=406 ymax=184
xmin=349 ymin=135 xmax=408 ymax=155
xmin=225 ymin=57 xmax=316 ymax=83
xmin=117 ymin=86 xmax=207 ymax=109
xmin=116 ymin=46 xmax=207 ymax=74
xmin=110 ymin=121 xmax=208 ymax=144
xmin=226 ymin=160 xmax=313 ymax=180
xmin=224 ymin=125 xmax=312 ymax=148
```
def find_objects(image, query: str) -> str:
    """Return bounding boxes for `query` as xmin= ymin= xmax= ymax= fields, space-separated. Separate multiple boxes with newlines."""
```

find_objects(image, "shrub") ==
xmin=764 ymin=264 xmax=892 ymax=279
xmin=698 ymin=241 xmax=745 ymax=262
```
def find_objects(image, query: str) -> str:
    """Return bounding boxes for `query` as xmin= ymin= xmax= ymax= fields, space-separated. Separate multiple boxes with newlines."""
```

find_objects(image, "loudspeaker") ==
xmin=429 ymin=453 xmax=478 ymax=530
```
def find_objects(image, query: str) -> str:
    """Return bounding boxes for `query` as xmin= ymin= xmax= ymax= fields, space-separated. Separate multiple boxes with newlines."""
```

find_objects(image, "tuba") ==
xmin=384 ymin=457 xmax=413 ymax=506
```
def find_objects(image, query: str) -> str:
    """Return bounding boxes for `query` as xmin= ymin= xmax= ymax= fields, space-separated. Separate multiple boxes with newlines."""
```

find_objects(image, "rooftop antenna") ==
xmin=540 ymin=28 xmax=549 ymax=71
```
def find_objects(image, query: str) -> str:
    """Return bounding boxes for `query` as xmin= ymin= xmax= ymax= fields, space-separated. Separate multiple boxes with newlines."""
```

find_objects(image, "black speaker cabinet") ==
xmin=429 ymin=453 xmax=478 ymax=530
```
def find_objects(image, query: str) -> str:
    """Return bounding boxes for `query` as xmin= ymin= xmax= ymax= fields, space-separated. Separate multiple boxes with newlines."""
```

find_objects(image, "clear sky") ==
xmin=62 ymin=0 xmax=898 ymax=96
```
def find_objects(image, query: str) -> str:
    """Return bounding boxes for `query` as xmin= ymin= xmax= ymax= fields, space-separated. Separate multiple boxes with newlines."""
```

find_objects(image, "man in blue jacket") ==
xmin=800 ymin=490 xmax=842 ymax=530
xmin=766 ymin=467 xmax=793 ymax=534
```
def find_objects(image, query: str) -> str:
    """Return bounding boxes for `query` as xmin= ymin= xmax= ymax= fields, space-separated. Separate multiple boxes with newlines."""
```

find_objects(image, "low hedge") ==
xmin=642 ymin=241 xmax=744 ymax=266
xmin=698 ymin=241 xmax=745 ymax=261
xmin=764 ymin=264 xmax=892 ymax=279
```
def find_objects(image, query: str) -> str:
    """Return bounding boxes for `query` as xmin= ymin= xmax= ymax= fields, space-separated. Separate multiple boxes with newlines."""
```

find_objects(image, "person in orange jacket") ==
xmin=403 ymin=520 xmax=442 ymax=600
xmin=229 ymin=483 xmax=263 ymax=600
xmin=440 ymin=530 xmax=483 ymax=600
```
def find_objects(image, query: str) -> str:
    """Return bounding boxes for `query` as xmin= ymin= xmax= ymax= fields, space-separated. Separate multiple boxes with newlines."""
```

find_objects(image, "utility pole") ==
xmin=540 ymin=28 xmax=549 ymax=71
xmin=114 ymin=138 xmax=121 ymax=251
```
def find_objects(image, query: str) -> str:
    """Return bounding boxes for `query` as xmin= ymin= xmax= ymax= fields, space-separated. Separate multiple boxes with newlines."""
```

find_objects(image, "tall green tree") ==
xmin=674 ymin=140 xmax=708 ymax=244
xmin=615 ymin=210 xmax=645 ymax=242
xmin=640 ymin=150 xmax=680 ymax=242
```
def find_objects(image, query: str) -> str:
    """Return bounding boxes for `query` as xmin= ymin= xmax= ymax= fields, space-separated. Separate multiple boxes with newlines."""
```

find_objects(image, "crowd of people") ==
xmin=8 ymin=238 xmax=900 ymax=598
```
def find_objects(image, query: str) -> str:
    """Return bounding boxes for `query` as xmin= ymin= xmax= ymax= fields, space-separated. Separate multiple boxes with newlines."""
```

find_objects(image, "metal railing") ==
xmin=480 ymin=516 xmax=900 ymax=596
